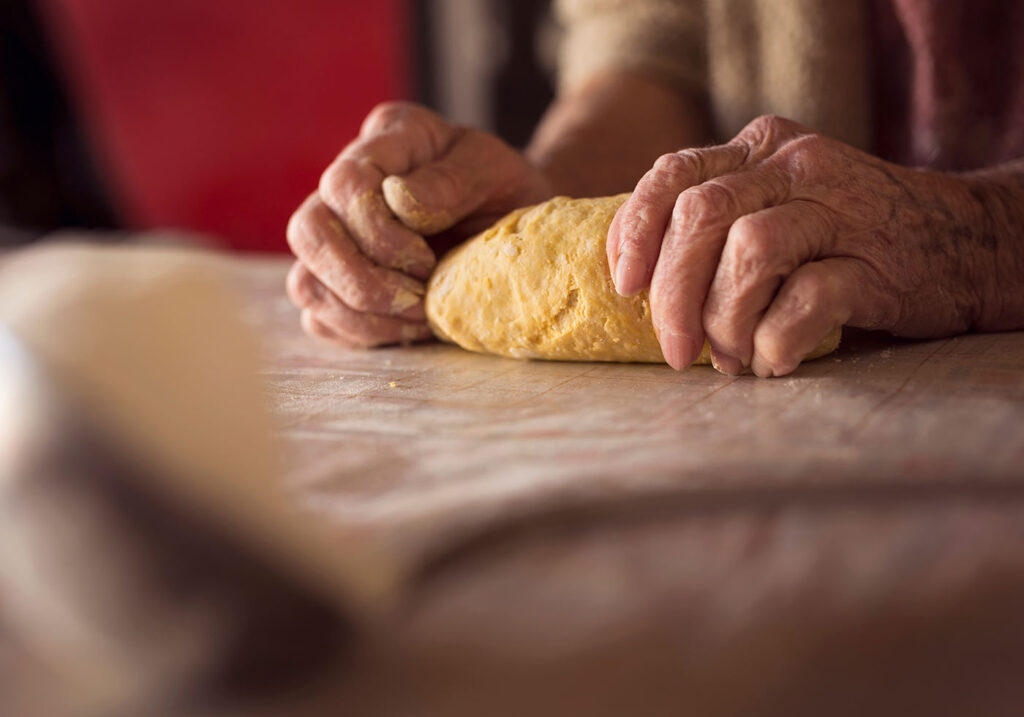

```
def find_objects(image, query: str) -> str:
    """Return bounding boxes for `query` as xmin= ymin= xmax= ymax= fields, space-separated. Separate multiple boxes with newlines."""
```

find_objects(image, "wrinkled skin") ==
xmin=608 ymin=114 xmax=1010 ymax=377
xmin=289 ymin=106 xmax=1021 ymax=377
xmin=286 ymin=102 xmax=552 ymax=348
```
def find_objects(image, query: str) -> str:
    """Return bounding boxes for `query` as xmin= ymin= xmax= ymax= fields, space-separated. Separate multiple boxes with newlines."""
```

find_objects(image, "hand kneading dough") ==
xmin=425 ymin=194 xmax=841 ymax=365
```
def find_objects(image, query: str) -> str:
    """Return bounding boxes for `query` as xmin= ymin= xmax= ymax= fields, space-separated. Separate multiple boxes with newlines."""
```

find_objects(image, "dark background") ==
xmin=0 ymin=0 xmax=555 ymax=249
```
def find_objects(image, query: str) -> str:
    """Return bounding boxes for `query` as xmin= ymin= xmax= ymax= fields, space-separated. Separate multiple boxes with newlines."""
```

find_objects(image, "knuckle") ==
xmin=740 ymin=114 xmax=805 ymax=155
xmin=319 ymin=157 xmax=378 ymax=209
xmin=319 ymin=155 xmax=376 ymax=207
xmin=286 ymin=203 xmax=319 ymax=257
xmin=300 ymin=309 xmax=329 ymax=340
xmin=649 ymin=150 xmax=703 ymax=187
xmin=747 ymin=114 xmax=784 ymax=133
xmin=361 ymin=101 xmax=422 ymax=134
xmin=778 ymin=132 xmax=820 ymax=156
xmin=318 ymin=161 xmax=347 ymax=205
xmin=285 ymin=262 xmax=308 ymax=305
xmin=782 ymin=273 xmax=831 ymax=319
xmin=361 ymin=102 xmax=453 ymax=158
xmin=746 ymin=114 xmax=800 ymax=137
xmin=774 ymin=134 xmax=829 ymax=176
xmin=741 ymin=115 xmax=778 ymax=147
xmin=729 ymin=215 xmax=777 ymax=275
xmin=652 ymin=151 xmax=695 ymax=177
xmin=786 ymin=132 xmax=825 ymax=153
xmin=674 ymin=181 xmax=738 ymax=227
xmin=286 ymin=264 xmax=322 ymax=309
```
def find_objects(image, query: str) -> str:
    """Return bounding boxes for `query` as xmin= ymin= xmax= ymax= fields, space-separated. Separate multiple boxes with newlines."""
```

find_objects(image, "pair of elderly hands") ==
xmin=287 ymin=102 xmax=1015 ymax=378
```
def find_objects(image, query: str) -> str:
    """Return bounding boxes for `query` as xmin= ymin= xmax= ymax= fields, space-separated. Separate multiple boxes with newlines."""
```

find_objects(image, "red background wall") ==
xmin=40 ymin=0 xmax=409 ymax=251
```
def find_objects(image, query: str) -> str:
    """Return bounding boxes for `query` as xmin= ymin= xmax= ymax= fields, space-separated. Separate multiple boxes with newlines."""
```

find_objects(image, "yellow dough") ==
xmin=425 ymin=194 xmax=841 ymax=365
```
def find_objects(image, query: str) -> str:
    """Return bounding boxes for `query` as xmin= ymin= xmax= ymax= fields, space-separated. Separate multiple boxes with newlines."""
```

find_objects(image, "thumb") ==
xmin=383 ymin=128 xmax=543 ymax=235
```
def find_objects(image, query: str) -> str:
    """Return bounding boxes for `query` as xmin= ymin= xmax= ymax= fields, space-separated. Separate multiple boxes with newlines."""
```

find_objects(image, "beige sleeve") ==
xmin=554 ymin=0 xmax=706 ymax=97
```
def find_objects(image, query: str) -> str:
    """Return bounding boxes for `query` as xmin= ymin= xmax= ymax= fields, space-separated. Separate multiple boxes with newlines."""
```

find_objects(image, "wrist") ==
xmin=957 ymin=169 xmax=1024 ymax=331
xmin=526 ymin=136 xmax=601 ymax=198
xmin=526 ymin=71 xmax=712 ymax=198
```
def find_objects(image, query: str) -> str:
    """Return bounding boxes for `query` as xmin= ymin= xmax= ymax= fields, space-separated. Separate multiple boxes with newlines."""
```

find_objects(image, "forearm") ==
xmin=959 ymin=159 xmax=1024 ymax=332
xmin=526 ymin=71 xmax=712 ymax=198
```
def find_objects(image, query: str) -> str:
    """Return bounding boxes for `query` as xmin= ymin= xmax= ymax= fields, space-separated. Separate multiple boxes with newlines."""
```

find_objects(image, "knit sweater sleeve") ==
xmin=554 ymin=0 xmax=707 ymax=97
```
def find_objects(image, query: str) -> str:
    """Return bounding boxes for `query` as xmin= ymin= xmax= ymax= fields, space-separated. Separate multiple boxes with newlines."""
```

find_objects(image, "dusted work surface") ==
xmin=238 ymin=255 xmax=1024 ymax=714
xmin=240 ymin=257 xmax=1024 ymax=554
xmin=4 ymin=250 xmax=1023 ymax=717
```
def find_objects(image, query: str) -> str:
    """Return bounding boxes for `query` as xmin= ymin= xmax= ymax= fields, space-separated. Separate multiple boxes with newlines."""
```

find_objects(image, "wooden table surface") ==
xmin=230 ymin=257 xmax=1024 ymax=581
xmin=5 ymin=252 xmax=1024 ymax=716
xmin=235 ymin=255 xmax=1024 ymax=714
xmin=219 ymin=255 xmax=1024 ymax=715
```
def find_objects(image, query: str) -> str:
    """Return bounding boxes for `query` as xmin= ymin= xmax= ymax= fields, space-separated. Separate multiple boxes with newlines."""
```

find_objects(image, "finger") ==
xmin=750 ymin=258 xmax=862 ymax=378
xmin=319 ymin=103 xmax=458 ymax=278
xmin=702 ymin=200 xmax=836 ymax=371
xmin=358 ymin=100 xmax=449 ymax=144
xmin=609 ymin=114 xmax=811 ymax=296
xmin=287 ymin=194 xmax=426 ymax=320
xmin=314 ymin=302 xmax=432 ymax=348
xmin=650 ymin=167 xmax=791 ymax=370
xmin=729 ymin=114 xmax=811 ymax=162
xmin=288 ymin=261 xmax=431 ymax=348
xmin=382 ymin=128 xmax=543 ymax=236
xmin=285 ymin=259 xmax=323 ymax=308
xmin=300 ymin=308 xmax=356 ymax=346
xmin=607 ymin=144 xmax=750 ymax=296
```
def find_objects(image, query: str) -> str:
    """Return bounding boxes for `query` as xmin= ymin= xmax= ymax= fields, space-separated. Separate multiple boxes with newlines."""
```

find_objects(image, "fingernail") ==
xmin=750 ymin=353 xmax=774 ymax=378
xmin=710 ymin=349 xmax=743 ymax=376
xmin=399 ymin=247 xmax=437 ymax=279
xmin=383 ymin=176 xmax=452 ymax=235
xmin=661 ymin=332 xmax=699 ymax=370
xmin=614 ymin=254 xmax=647 ymax=296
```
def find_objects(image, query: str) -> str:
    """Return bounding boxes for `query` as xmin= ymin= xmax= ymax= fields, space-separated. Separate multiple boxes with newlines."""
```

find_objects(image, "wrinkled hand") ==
xmin=287 ymin=102 xmax=553 ymax=346
xmin=608 ymin=115 xmax=997 ymax=377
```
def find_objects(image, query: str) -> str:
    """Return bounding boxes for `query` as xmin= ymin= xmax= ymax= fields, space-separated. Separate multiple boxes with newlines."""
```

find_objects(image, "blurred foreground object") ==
xmin=0 ymin=244 xmax=361 ymax=716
